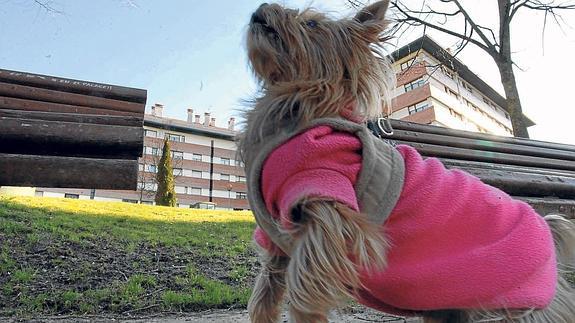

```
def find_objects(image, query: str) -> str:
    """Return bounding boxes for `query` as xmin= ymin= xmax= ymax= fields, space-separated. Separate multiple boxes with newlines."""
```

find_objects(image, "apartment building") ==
xmin=390 ymin=35 xmax=533 ymax=135
xmin=36 ymin=104 xmax=250 ymax=210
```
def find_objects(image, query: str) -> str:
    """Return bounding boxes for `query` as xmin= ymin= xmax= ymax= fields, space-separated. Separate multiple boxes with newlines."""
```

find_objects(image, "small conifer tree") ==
xmin=155 ymin=138 xmax=177 ymax=207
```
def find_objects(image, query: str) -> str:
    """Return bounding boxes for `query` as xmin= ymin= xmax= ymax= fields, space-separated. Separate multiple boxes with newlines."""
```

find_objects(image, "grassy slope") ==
xmin=1 ymin=196 xmax=573 ymax=318
xmin=0 ymin=196 xmax=258 ymax=317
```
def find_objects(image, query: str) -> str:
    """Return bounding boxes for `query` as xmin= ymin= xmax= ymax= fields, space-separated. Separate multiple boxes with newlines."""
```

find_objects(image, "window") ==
xmin=483 ymin=97 xmax=498 ymax=110
xmin=237 ymin=176 xmax=246 ymax=183
xmin=407 ymin=101 xmax=430 ymax=115
xmin=400 ymin=58 xmax=415 ymax=71
xmin=460 ymin=81 xmax=473 ymax=93
xmin=145 ymin=130 xmax=157 ymax=138
xmin=191 ymin=170 xmax=202 ymax=178
xmin=444 ymin=86 xmax=459 ymax=99
xmin=122 ymin=199 xmax=138 ymax=204
xmin=189 ymin=187 xmax=202 ymax=195
xmin=171 ymin=151 xmax=184 ymax=160
xmin=192 ymin=153 xmax=202 ymax=161
xmin=64 ymin=193 xmax=79 ymax=199
xmin=173 ymin=168 xmax=183 ymax=176
xmin=237 ymin=192 xmax=247 ymax=199
xmin=220 ymin=174 xmax=230 ymax=181
xmin=465 ymin=99 xmax=480 ymax=112
xmin=403 ymin=78 xmax=425 ymax=92
xmin=441 ymin=66 xmax=455 ymax=80
xmin=147 ymin=164 xmax=157 ymax=173
xmin=220 ymin=158 xmax=231 ymax=165
xmin=449 ymin=108 xmax=465 ymax=121
xmin=151 ymin=147 xmax=159 ymax=156
xmin=166 ymin=133 xmax=185 ymax=142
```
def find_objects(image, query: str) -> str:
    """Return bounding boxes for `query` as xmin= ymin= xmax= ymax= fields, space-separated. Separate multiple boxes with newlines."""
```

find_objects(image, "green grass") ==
xmin=162 ymin=267 xmax=250 ymax=310
xmin=0 ymin=196 xmax=258 ymax=317
xmin=0 ymin=196 xmax=254 ymax=257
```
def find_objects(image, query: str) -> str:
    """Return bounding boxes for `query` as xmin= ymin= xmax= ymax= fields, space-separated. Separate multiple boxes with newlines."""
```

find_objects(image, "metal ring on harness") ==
xmin=377 ymin=117 xmax=394 ymax=136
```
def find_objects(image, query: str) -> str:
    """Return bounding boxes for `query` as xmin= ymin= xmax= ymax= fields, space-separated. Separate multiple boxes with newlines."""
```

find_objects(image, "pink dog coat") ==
xmin=254 ymin=125 xmax=557 ymax=314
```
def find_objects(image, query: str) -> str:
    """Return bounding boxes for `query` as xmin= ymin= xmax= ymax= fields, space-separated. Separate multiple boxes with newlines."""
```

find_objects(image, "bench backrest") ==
xmin=369 ymin=119 xmax=575 ymax=219
xmin=0 ymin=68 xmax=146 ymax=190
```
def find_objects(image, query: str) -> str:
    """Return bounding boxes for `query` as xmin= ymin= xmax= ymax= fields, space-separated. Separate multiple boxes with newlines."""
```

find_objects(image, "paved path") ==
xmin=6 ymin=309 xmax=422 ymax=322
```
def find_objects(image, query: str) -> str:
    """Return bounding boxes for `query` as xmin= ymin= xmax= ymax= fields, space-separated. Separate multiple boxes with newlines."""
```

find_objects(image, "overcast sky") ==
xmin=0 ymin=0 xmax=573 ymax=144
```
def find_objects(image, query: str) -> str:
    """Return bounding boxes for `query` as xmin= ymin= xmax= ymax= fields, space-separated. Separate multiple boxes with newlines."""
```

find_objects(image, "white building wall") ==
xmin=421 ymin=53 xmax=513 ymax=136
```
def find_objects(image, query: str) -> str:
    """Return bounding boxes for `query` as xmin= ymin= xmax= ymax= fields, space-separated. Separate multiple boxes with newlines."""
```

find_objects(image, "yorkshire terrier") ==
xmin=238 ymin=1 xmax=575 ymax=322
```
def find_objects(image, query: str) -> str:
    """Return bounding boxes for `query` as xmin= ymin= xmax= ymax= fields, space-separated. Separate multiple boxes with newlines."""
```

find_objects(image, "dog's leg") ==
xmin=285 ymin=200 xmax=388 ymax=322
xmin=248 ymin=253 xmax=288 ymax=323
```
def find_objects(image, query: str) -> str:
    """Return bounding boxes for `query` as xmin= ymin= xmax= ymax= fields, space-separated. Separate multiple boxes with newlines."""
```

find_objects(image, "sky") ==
xmin=0 ymin=0 xmax=574 ymax=144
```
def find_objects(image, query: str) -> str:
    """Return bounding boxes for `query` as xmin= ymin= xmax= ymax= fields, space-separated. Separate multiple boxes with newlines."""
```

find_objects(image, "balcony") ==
xmin=392 ymin=83 xmax=432 ymax=113
xmin=401 ymin=106 xmax=436 ymax=125
xmin=396 ymin=62 xmax=428 ymax=86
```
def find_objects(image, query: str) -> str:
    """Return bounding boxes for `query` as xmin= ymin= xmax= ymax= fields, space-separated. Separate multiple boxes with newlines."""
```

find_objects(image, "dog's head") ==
xmin=246 ymin=1 xmax=394 ymax=120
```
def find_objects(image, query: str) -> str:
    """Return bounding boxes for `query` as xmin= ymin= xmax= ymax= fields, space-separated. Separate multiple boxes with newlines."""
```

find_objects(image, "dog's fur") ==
xmin=239 ymin=2 xmax=575 ymax=322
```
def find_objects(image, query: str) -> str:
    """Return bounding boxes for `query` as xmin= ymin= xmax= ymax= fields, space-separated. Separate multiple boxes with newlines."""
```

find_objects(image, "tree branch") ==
xmin=391 ymin=1 xmax=496 ymax=55
xmin=449 ymin=0 xmax=499 ymax=56
xmin=33 ymin=0 xmax=63 ymax=14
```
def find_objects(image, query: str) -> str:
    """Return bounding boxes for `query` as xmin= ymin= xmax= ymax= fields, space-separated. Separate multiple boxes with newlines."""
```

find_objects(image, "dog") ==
xmin=238 ymin=1 xmax=575 ymax=322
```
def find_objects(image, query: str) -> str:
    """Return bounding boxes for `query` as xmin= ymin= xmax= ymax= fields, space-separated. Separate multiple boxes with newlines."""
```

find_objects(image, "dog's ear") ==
xmin=354 ymin=0 xmax=390 ymax=24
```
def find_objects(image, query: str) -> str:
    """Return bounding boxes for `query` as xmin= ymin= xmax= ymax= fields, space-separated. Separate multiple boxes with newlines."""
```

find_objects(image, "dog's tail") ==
xmin=285 ymin=200 xmax=388 ymax=320
xmin=545 ymin=214 xmax=575 ymax=269
xmin=529 ymin=214 xmax=575 ymax=322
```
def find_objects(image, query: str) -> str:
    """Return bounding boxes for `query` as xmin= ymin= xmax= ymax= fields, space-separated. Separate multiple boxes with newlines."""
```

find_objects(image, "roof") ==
xmin=391 ymin=35 xmax=535 ymax=127
xmin=144 ymin=114 xmax=236 ymax=140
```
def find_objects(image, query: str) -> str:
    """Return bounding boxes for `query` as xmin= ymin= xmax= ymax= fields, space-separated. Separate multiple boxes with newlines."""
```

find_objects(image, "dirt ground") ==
xmin=2 ymin=308 xmax=422 ymax=322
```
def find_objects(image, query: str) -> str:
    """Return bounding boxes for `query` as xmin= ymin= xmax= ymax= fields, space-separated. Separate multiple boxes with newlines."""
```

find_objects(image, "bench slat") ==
xmin=441 ymin=158 xmax=575 ymax=179
xmin=392 ymin=129 xmax=575 ymax=162
xmin=517 ymin=197 xmax=575 ymax=220
xmin=0 ymin=117 xmax=143 ymax=159
xmin=0 ymin=96 xmax=140 ymax=116
xmin=0 ymin=153 xmax=138 ymax=190
xmin=447 ymin=163 xmax=575 ymax=199
xmin=389 ymin=119 xmax=575 ymax=153
xmin=0 ymin=69 xmax=147 ymax=104
xmin=397 ymin=140 xmax=575 ymax=172
xmin=0 ymin=82 xmax=145 ymax=114
xmin=0 ymin=109 xmax=143 ymax=127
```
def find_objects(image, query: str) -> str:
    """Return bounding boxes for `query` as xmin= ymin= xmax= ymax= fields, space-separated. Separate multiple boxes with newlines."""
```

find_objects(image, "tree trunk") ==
xmin=497 ymin=0 xmax=529 ymax=138
xmin=497 ymin=59 xmax=529 ymax=138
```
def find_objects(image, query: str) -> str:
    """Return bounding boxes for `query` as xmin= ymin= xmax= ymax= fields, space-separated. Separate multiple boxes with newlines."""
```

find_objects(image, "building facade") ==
xmin=390 ymin=36 xmax=533 ymax=135
xmin=36 ymin=104 xmax=250 ymax=210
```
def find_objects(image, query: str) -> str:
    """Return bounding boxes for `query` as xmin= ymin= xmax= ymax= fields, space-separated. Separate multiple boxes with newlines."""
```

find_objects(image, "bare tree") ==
xmin=351 ymin=0 xmax=575 ymax=138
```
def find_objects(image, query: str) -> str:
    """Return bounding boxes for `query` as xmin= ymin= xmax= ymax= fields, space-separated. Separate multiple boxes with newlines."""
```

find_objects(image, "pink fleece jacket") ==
xmin=254 ymin=125 xmax=557 ymax=314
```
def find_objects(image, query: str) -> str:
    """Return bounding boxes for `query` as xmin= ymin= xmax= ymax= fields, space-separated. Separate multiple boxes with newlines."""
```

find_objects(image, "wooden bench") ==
xmin=0 ymin=68 xmax=146 ymax=190
xmin=368 ymin=119 xmax=575 ymax=220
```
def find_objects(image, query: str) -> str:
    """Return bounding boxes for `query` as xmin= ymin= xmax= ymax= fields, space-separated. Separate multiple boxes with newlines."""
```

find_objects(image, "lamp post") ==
xmin=227 ymin=184 xmax=233 ymax=210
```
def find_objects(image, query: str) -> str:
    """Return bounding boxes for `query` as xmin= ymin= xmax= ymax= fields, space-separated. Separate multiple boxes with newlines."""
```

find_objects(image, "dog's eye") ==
xmin=306 ymin=20 xmax=318 ymax=28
